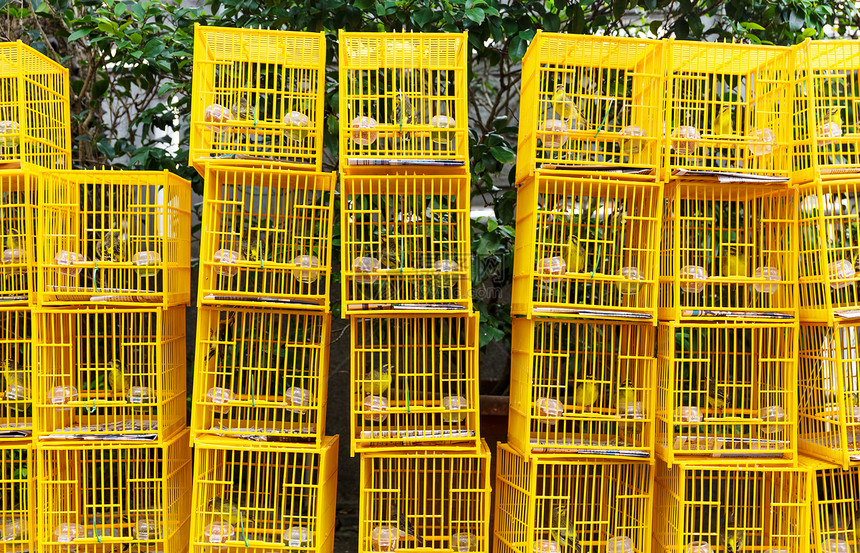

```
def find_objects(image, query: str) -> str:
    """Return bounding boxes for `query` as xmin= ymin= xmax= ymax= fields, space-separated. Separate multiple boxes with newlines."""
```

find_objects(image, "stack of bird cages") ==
xmin=663 ymin=40 xmax=794 ymax=180
xmin=801 ymin=456 xmax=860 ymax=553
xmin=190 ymin=25 xmax=338 ymax=552
xmin=31 ymin=168 xmax=193 ymax=551
xmin=494 ymin=443 xmax=654 ymax=553
xmin=190 ymin=435 xmax=338 ymax=553
xmin=653 ymin=461 xmax=811 ymax=553
xmin=37 ymin=429 xmax=192 ymax=553
xmin=339 ymin=31 xmax=487 ymax=553
xmin=359 ymin=442 xmax=491 ymax=553
xmin=190 ymin=25 xmax=327 ymax=174
xmin=496 ymin=32 xmax=665 ymax=553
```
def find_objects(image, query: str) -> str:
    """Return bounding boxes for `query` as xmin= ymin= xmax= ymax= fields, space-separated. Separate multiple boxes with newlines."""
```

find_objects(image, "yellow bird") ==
xmin=379 ymin=232 xmax=401 ymax=270
xmin=820 ymin=106 xmax=844 ymax=127
xmin=615 ymin=381 xmax=638 ymax=413
xmin=713 ymin=106 xmax=734 ymax=136
xmin=571 ymin=380 xmax=599 ymax=410
xmin=5 ymin=228 xmax=21 ymax=250
xmin=207 ymin=496 xmax=253 ymax=525
xmin=108 ymin=359 xmax=131 ymax=400
xmin=95 ymin=219 xmax=128 ymax=262
xmin=719 ymin=512 xmax=745 ymax=553
xmin=551 ymin=85 xmax=585 ymax=129
xmin=564 ymin=236 xmax=587 ymax=274
xmin=365 ymin=364 xmax=392 ymax=396
xmin=720 ymin=246 xmax=747 ymax=277
xmin=1 ymin=360 xmax=29 ymax=413
xmin=706 ymin=377 xmax=727 ymax=413
xmin=550 ymin=506 xmax=582 ymax=553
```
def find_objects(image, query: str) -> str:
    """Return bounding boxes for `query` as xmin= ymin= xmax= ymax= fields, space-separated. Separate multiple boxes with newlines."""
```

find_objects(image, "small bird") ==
xmin=551 ymin=85 xmax=584 ymax=130
xmin=820 ymin=106 xmax=844 ymax=128
xmin=365 ymin=365 xmax=392 ymax=396
xmin=379 ymin=232 xmax=401 ymax=270
xmin=4 ymin=228 xmax=22 ymax=251
xmin=95 ymin=219 xmax=127 ymax=262
xmin=240 ymin=229 xmax=267 ymax=264
xmin=615 ymin=381 xmax=638 ymax=413
xmin=571 ymin=379 xmax=599 ymax=410
xmin=713 ymin=106 xmax=734 ymax=136
xmin=719 ymin=511 xmax=745 ymax=553
xmin=706 ymin=377 xmax=727 ymax=413
xmin=565 ymin=236 xmax=587 ymax=274
xmin=207 ymin=496 xmax=253 ymax=525
xmin=720 ymin=246 xmax=747 ymax=277
xmin=231 ymin=93 xmax=255 ymax=122
xmin=395 ymin=510 xmax=423 ymax=546
xmin=1 ymin=360 xmax=29 ymax=413
xmin=108 ymin=359 xmax=131 ymax=401
xmin=550 ymin=505 xmax=582 ymax=553
xmin=392 ymin=93 xmax=416 ymax=140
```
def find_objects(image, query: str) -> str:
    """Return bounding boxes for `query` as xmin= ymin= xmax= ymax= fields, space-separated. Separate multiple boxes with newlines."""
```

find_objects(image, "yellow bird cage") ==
xmin=198 ymin=164 xmax=335 ymax=310
xmin=494 ymin=444 xmax=653 ymax=553
xmin=0 ymin=42 xmax=70 ymax=171
xmin=340 ymin=171 xmax=472 ymax=316
xmin=516 ymin=32 xmax=664 ymax=184
xmin=338 ymin=31 xmax=469 ymax=169
xmin=656 ymin=321 xmax=798 ymax=467
xmin=653 ymin=462 xmax=811 ymax=553
xmin=190 ymin=435 xmax=338 ymax=553
xmin=512 ymin=170 xmax=662 ymax=321
xmin=798 ymin=321 xmax=860 ymax=468
xmin=359 ymin=440 xmax=491 ymax=553
xmin=0 ymin=308 xmax=32 ymax=438
xmin=793 ymin=40 xmax=860 ymax=184
xmin=797 ymin=175 xmax=860 ymax=323
xmin=664 ymin=40 xmax=794 ymax=179
xmin=800 ymin=456 xmax=860 ymax=553
xmin=350 ymin=312 xmax=480 ymax=455
xmin=190 ymin=25 xmax=326 ymax=175
xmin=37 ymin=429 xmax=192 ymax=553
xmin=190 ymin=306 xmax=330 ymax=447
xmin=32 ymin=306 xmax=186 ymax=443
xmin=0 ymin=170 xmax=34 ymax=303
xmin=0 ymin=442 xmax=34 ymax=551
xmin=36 ymin=170 xmax=192 ymax=308
xmin=659 ymin=178 xmax=798 ymax=322
xmin=509 ymin=317 xmax=656 ymax=460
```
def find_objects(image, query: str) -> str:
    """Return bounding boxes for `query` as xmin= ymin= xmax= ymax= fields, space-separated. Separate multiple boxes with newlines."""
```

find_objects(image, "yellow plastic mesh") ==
xmin=190 ymin=436 xmax=338 ymax=553
xmin=509 ymin=318 xmax=655 ymax=459
xmin=339 ymin=32 xmax=469 ymax=167
xmin=191 ymin=306 xmax=329 ymax=446
xmin=359 ymin=441 xmax=490 ymax=553
xmin=494 ymin=444 xmax=653 ymax=553
xmin=340 ymin=172 xmax=471 ymax=315
xmin=0 ymin=170 xmax=34 ymax=303
xmin=656 ymin=321 xmax=797 ymax=465
xmin=37 ymin=170 xmax=192 ymax=308
xmin=659 ymin=179 xmax=798 ymax=321
xmin=798 ymin=322 xmax=860 ymax=467
xmin=797 ymin=177 xmax=860 ymax=322
xmin=349 ymin=312 xmax=480 ymax=455
xmin=33 ymin=306 xmax=186 ymax=442
xmin=0 ymin=308 xmax=31 ymax=437
xmin=793 ymin=41 xmax=860 ymax=183
xmin=803 ymin=458 xmax=860 ymax=553
xmin=37 ymin=430 xmax=192 ymax=553
xmin=198 ymin=165 xmax=334 ymax=309
xmin=0 ymin=42 xmax=69 ymax=170
xmin=664 ymin=40 xmax=793 ymax=178
xmin=654 ymin=463 xmax=810 ymax=553
xmin=190 ymin=26 xmax=326 ymax=174
xmin=0 ymin=443 xmax=33 ymax=552
xmin=516 ymin=32 xmax=664 ymax=183
xmin=512 ymin=171 xmax=662 ymax=320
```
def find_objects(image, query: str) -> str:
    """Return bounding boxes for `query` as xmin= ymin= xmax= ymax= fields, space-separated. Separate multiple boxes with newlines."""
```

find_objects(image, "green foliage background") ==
xmin=6 ymin=0 xmax=858 ymax=377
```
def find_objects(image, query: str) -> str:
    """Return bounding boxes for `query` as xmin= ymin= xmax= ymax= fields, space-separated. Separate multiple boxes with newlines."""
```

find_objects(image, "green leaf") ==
xmin=544 ymin=12 xmax=560 ymax=32
xmin=801 ymin=27 xmax=817 ymax=38
xmin=114 ymin=3 xmax=126 ymax=16
xmin=788 ymin=10 xmax=803 ymax=31
xmin=413 ymin=7 xmax=434 ymax=28
xmin=490 ymin=145 xmax=515 ymax=164
xmin=143 ymin=38 xmax=165 ymax=58
xmin=740 ymin=22 xmax=765 ymax=31
xmin=508 ymin=35 xmax=526 ymax=62
xmin=68 ymin=29 xmax=91 ymax=42
xmin=465 ymin=7 xmax=485 ymax=23
xmin=612 ymin=0 xmax=626 ymax=20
